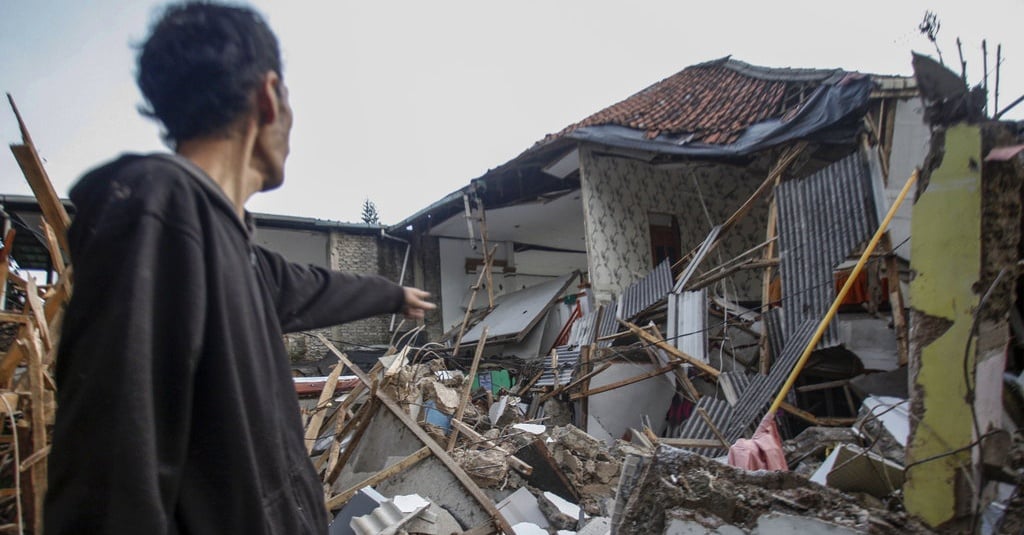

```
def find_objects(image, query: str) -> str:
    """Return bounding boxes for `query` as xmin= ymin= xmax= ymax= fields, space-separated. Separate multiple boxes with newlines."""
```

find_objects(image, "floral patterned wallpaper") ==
xmin=579 ymin=146 xmax=769 ymax=303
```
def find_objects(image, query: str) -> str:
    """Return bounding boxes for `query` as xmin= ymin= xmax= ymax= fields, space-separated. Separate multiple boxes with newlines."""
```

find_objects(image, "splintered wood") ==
xmin=0 ymin=95 xmax=72 ymax=535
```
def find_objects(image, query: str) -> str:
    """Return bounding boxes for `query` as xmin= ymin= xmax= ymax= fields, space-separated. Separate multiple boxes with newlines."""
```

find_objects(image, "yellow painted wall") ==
xmin=904 ymin=124 xmax=981 ymax=526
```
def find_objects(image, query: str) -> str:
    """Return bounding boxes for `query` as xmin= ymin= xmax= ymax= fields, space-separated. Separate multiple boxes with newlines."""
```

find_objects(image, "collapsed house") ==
xmin=390 ymin=56 xmax=925 ymax=452
xmin=2 ymin=52 xmax=1024 ymax=534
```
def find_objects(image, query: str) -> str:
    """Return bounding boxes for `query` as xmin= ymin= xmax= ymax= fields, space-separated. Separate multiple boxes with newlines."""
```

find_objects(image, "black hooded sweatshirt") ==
xmin=43 ymin=154 xmax=405 ymax=534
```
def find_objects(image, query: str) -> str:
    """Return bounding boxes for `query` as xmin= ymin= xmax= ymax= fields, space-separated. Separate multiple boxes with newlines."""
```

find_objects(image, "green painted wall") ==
xmin=904 ymin=124 xmax=982 ymax=526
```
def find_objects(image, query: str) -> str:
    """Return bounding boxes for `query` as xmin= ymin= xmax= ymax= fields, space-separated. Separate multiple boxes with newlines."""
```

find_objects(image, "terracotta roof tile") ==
xmin=554 ymin=57 xmax=842 ymax=145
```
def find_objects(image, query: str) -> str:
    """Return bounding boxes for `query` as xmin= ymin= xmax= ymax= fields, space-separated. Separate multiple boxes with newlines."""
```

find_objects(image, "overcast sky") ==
xmin=2 ymin=1 xmax=1022 ymax=224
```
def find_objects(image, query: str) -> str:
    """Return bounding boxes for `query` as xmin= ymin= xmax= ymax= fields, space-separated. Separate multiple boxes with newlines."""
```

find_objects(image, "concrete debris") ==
xmin=612 ymin=446 xmax=933 ymax=534
xmin=538 ymin=491 xmax=585 ymax=531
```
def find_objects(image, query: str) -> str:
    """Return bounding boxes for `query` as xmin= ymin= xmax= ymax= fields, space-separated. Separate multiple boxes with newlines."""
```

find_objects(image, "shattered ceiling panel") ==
xmin=461 ymin=272 xmax=578 ymax=345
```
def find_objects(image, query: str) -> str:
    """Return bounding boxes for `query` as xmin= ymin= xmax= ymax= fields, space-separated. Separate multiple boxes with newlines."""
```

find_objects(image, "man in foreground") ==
xmin=43 ymin=3 xmax=433 ymax=533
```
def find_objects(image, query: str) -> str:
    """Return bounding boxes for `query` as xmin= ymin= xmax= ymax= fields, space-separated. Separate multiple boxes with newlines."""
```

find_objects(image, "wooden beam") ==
xmin=697 ymin=408 xmax=731 ymax=450
xmin=514 ymin=368 xmax=544 ymax=396
xmin=449 ymin=418 xmax=532 ymax=475
xmin=0 ymin=313 xmax=29 ymax=325
xmin=314 ymin=333 xmax=514 ymax=534
xmin=20 ymin=333 xmax=47 ymax=535
xmin=538 ymin=362 xmax=612 ymax=403
xmin=41 ymin=222 xmax=65 ymax=276
xmin=621 ymin=320 xmax=721 ymax=378
xmin=23 ymin=277 xmax=50 ymax=354
xmin=673 ymin=142 xmax=806 ymax=277
xmin=451 ymin=246 xmax=497 ymax=351
xmin=779 ymin=401 xmax=857 ymax=426
xmin=326 ymin=397 xmax=380 ymax=485
xmin=8 ymin=95 xmax=71 ymax=254
xmin=569 ymin=361 xmax=680 ymax=401
xmin=325 ymin=446 xmax=431 ymax=511
xmin=304 ymin=358 xmax=347 ymax=454
xmin=0 ymin=330 xmax=25 ymax=388
xmin=649 ymin=324 xmax=700 ymax=401
xmin=657 ymin=438 xmax=727 ymax=449
xmin=447 ymin=327 xmax=487 ymax=451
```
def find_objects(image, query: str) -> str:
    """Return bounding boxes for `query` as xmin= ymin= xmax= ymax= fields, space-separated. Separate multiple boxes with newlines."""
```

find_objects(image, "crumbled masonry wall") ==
xmin=410 ymin=232 xmax=443 ymax=341
xmin=905 ymin=124 xmax=984 ymax=526
xmin=578 ymin=145 xmax=768 ymax=303
xmin=616 ymin=446 xmax=932 ymax=535
xmin=328 ymin=232 xmax=407 ymax=348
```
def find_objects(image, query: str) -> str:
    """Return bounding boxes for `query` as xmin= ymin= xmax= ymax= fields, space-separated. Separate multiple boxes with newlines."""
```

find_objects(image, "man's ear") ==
xmin=256 ymin=71 xmax=281 ymax=125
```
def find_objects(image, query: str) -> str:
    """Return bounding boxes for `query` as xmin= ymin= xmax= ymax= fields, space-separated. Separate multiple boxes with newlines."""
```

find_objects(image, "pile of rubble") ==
xmin=300 ymin=337 xmax=951 ymax=534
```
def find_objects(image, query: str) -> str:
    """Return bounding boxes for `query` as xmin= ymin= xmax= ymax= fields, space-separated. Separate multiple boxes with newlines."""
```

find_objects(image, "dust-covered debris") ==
xmin=614 ymin=445 xmax=934 ymax=535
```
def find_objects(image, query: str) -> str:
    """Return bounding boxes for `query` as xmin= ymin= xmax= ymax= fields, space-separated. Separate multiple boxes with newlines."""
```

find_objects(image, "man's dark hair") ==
xmin=137 ymin=2 xmax=282 ymax=146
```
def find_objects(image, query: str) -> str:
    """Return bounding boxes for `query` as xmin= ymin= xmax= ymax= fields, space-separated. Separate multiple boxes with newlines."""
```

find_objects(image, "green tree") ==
xmin=361 ymin=198 xmax=380 ymax=225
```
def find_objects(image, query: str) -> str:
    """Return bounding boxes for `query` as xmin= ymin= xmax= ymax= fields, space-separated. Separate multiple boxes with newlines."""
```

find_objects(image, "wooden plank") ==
xmin=41 ymin=222 xmax=65 ymax=276
xmin=779 ymin=401 xmax=857 ymax=427
xmin=314 ymin=333 xmax=514 ymax=534
xmin=20 ymin=332 xmax=47 ymax=535
xmin=569 ymin=361 xmax=680 ymax=401
xmin=621 ymin=320 xmax=721 ymax=378
xmin=697 ymin=408 xmax=731 ymax=449
xmin=325 ymin=446 xmax=431 ymax=511
xmin=451 ymin=246 xmax=497 ymax=350
xmin=650 ymin=324 xmax=700 ymax=401
xmin=514 ymin=368 xmax=544 ymax=396
xmin=659 ymin=438 xmax=730 ymax=448
xmin=447 ymin=327 xmax=487 ymax=451
xmin=8 ymin=95 xmax=71 ymax=254
xmin=323 ymin=382 xmax=369 ymax=485
xmin=0 ymin=313 xmax=28 ymax=325
xmin=673 ymin=142 xmax=806 ymax=277
xmin=538 ymin=362 xmax=612 ymax=403
xmin=18 ymin=445 xmax=49 ymax=473
xmin=326 ymin=397 xmax=380 ymax=486
xmin=303 ymin=358 xmax=347 ymax=454
xmin=23 ymin=278 xmax=50 ymax=354
xmin=0 ymin=331 xmax=25 ymax=388
xmin=449 ymin=418 xmax=532 ymax=475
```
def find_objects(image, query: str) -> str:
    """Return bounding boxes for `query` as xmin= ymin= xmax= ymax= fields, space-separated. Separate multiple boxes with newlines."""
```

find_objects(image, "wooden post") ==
xmin=447 ymin=328 xmax=488 ymax=451
xmin=304 ymin=359 xmax=347 ymax=454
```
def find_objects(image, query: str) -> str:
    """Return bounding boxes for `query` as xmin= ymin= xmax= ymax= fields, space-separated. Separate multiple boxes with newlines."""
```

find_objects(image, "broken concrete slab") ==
xmin=496 ymin=487 xmax=550 ymax=530
xmin=754 ymin=512 xmax=863 ymax=534
xmin=539 ymin=491 xmax=584 ymax=531
xmin=810 ymin=444 xmax=905 ymax=499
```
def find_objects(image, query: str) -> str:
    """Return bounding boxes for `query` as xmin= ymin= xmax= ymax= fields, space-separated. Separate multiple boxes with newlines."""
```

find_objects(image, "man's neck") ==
xmin=176 ymin=128 xmax=262 ymax=219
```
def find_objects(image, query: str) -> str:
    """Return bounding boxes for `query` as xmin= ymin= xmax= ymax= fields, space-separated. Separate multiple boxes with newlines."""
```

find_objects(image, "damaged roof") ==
xmin=551 ymin=56 xmax=847 ymax=145
xmin=392 ymin=56 xmax=908 ymax=233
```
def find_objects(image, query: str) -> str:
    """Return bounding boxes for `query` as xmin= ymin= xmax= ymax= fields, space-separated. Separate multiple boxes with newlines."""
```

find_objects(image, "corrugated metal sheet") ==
xmin=776 ymin=150 xmax=878 ymax=349
xmin=667 ymin=290 xmax=708 ymax=362
xmin=535 ymin=346 xmax=580 ymax=387
xmin=764 ymin=308 xmax=786 ymax=360
xmin=719 ymin=370 xmax=754 ymax=406
xmin=596 ymin=300 xmax=619 ymax=348
xmin=670 ymin=396 xmax=732 ymax=457
xmin=618 ymin=258 xmax=673 ymax=321
xmin=723 ymin=319 xmax=817 ymax=441
xmin=674 ymin=225 xmax=722 ymax=292
xmin=567 ymin=311 xmax=599 ymax=347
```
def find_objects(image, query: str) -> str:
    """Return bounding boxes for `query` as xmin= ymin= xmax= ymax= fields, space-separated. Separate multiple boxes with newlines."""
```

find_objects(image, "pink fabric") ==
xmin=727 ymin=412 xmax=789 ymax=471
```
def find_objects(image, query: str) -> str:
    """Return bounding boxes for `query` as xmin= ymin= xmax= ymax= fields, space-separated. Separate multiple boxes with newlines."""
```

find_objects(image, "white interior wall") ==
xmin=585 ymin=362 xmax=676 ymax=445
xmin=886 ymin=97 xmax=930 ymax=262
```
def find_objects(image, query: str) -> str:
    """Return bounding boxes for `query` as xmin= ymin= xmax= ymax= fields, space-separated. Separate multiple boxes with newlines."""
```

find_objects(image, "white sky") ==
xmin=2 ymin=1 xmax=1022 ymax=224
